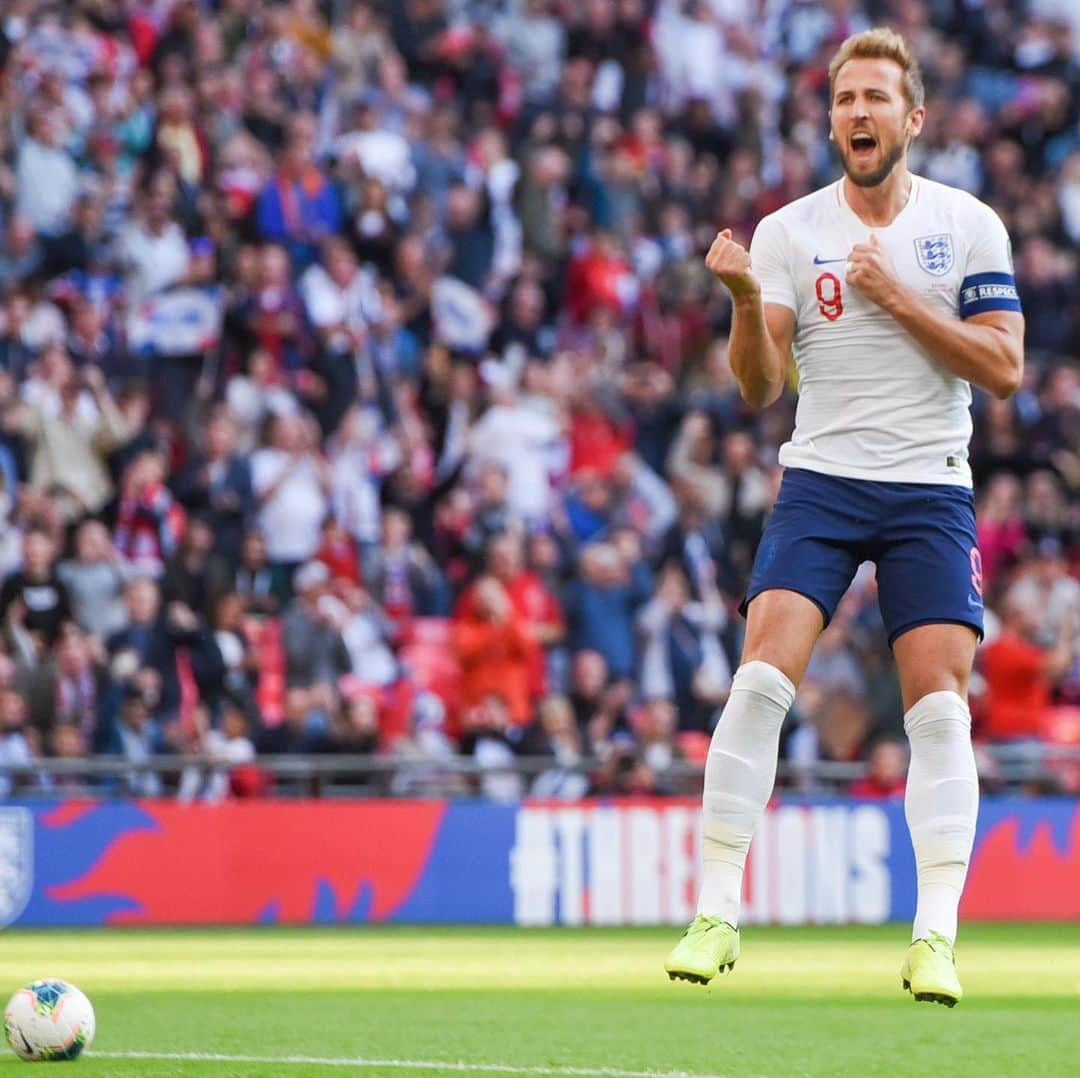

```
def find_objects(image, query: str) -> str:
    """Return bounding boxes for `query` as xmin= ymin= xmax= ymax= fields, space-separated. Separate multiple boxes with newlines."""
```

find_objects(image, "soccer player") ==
xmin=664 ymin=28 xmax=1024 ymax=1006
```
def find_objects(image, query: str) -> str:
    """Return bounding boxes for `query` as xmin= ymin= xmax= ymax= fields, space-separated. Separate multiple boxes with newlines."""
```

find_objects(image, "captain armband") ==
xmin=958 ymin=272 xmax=1022 ymax=319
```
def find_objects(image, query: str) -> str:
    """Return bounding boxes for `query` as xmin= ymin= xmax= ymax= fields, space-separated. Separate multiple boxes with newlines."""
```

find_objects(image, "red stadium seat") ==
xmin=1042 ymin=708 xmax=1080 ymax=793
xmin=399 ymin=623 xmax=462 ymax=738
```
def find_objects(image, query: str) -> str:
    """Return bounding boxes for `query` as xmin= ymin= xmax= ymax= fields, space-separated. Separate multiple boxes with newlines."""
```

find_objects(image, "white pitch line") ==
xmin=86 ymin=1050 xmax=736 ymax=1078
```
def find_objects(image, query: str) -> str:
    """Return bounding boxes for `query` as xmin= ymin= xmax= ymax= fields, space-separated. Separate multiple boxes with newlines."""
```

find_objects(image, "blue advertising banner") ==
xmin=0 ymin=798 xmax=1076 ymax=928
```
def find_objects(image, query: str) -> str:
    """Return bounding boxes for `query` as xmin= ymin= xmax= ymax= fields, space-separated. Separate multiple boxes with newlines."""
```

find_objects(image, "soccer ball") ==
xmin=4 ymin=980 xmax=95 ymax=1062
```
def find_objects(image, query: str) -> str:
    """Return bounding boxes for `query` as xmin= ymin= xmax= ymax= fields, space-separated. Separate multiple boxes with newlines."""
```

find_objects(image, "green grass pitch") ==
xmin=1 ymin=924 xmax=1078 ymax=1076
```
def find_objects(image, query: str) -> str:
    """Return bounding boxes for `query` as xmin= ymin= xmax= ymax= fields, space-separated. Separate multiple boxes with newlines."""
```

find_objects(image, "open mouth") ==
xmin=850 ymin=131 xmax=878 ymax=158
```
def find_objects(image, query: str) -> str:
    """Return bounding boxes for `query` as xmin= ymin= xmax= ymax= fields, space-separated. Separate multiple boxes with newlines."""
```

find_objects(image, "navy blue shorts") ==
xmin=741 ymin=468 xmax=984 ymax=645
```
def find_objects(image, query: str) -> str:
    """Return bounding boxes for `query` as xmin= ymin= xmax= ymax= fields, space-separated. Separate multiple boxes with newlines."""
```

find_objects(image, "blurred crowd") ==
xmin=0 ymin=0 xmax=1077 ymax=803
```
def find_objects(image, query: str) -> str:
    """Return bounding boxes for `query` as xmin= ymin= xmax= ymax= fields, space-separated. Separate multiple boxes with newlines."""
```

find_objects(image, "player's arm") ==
xmin=848 ymin=234 xmax=1024 ymax=400
xmin=886 ymin=298 xmax=1022 ymax=400
xmin=705 ymin=229 xmax=795 ymax=409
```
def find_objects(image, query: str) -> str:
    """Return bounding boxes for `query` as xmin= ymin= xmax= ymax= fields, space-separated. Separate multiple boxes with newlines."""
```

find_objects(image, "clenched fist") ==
xmin=705 ymin=229 xmax=759 ymax=299
xmin=845 ymin=233 xmax=902 ymax=311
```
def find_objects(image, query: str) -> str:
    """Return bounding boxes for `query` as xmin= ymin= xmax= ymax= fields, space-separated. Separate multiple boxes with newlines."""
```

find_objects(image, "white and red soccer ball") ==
xmin=4 ymin=979 xmax=95 ymax=1062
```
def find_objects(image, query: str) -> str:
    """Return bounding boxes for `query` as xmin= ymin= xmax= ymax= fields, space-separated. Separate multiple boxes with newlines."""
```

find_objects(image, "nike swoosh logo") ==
xmin=813 ymin=256 xmax=847 ymax=264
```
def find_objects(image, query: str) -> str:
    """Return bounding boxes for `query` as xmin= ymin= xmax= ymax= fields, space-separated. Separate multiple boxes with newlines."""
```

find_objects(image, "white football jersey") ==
xmin=750 ymin=175 xmax=1021 ymax=487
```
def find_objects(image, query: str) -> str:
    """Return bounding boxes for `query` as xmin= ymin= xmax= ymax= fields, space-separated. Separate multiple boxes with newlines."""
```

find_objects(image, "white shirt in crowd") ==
xmin=178 ymin=730 xmax=256 ymax=804
xmin=330 ymin=436 xmax=400 ymax=547
xmin=469 ymin=399 xmax=562 ymax=522
xmin=751 ymin=175 xmax=1020 ymax=487
xmin=299 ymin=262 xmax=382 ymax=352
xmin=15 ymin=138 xmax=78 ymax=235
xmin=251 ymin=449 xmax=328 ymax=564
xmin=115 ymin=219 xmax=190 ymax=303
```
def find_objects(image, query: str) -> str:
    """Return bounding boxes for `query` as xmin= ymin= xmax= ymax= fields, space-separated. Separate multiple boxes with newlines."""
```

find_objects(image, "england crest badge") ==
xmin=914 ymin=233 xmax=954 ymax=276
xmin=0 ymin=807 xmax=33 ymax=928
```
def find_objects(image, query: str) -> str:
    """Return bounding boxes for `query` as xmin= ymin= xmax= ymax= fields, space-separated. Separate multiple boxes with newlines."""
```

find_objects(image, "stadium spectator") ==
xmin=231 ymin=528 xmax=289 ymax=618
xmin=114 ymin=679 xmax=163 ymax=797
xmin=339 ymin=684 xmax=384 ymax=757
xmin=114 ymin=170 xmax=190 ymax=303
xmin=631 ymin=697 xmax=691 ymax=795
xmin=210 ymin=590 xmax=260 ymax=720
xmin=15 ymin=107 xmax=78 ymax=238
xmin=178 ymin=700 xmax=258 ymax=803
xmin=364 ymin=506 xmax=443 ymax=621
xmin=849 ymin=740 xmax=909 ymax=800
xmin=468 ymin=370 xmax=562 ymax=526
xmin=453 ymin=575 xmax=533 ymax=726
xmin=174 ymin=410 xmax=255 ymax=563
xmin=162 ymin=514 xmax=231 ymax=618
xmin=280 ymin=559 xmax=350 ymax=693
xmin=390 ymin=691 xmax=468 ymax=798
xmin=521 ymin=694 xmax=589 ymax=799
xmin=4 ymin=357 xmax=127 ymax=525
xmin=255 ymin=113 xmax=342 ymax=270
xmin=113 ymin=450 xmax=184 ymax=578
xmin=564 ymin=538 xmax=653 ymax=680
xmin=0 ymin=686 xmax=38 ymax=798
xmin=976 ymin=473 xmax=1030 ymax=591
xmin=460 ymin=531 xmax=563 ymax=702
xmin=251 ymin=413 xmax=331 ymax=582
xmin=1 ymin=526 xmax=71 ymax=651
xmin=636 ymin=561 xmax=731 ymax=731
xmin=335 ymin=582 xmax=398 ymax=689
xmin=460 ymin=692 xmax=524 ymax=803
xmin=57 ymin=519 xmax=130 ymax=640
xmin=981 ymin=593 xmax=1076 ymax=742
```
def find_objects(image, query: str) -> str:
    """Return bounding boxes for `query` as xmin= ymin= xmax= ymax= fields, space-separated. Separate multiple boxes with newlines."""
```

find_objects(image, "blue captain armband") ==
xmin=958 ymin=272 xmax=1022 ymax=318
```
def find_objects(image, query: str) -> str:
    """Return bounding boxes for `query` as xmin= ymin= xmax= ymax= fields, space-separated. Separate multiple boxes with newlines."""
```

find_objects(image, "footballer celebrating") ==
xmin=665 ymin=28 xmax=1024 ymax=1005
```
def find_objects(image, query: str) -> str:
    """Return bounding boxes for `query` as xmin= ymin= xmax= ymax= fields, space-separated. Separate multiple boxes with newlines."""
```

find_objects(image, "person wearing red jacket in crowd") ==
xmin=849 ymin=740 xmax=908 ymax=799
xmin=455 ymin=533 xmax=564 ymax=705
xmin=564 ymin=229 xmax=638 ymax=326
xmin=569 ymin=387 xmax=633 ymax=480
xmin=981 ymin=595 xmax=1075 ymax=741
xmin=452 ymin=574 xmax=533 ymax=726
xmin=313 ymin=516 xmax=361 ymax=587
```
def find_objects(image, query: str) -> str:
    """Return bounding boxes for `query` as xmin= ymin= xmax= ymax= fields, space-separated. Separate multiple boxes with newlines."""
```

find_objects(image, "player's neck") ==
xmin=841 ymin=167 xmax=914 ymax=229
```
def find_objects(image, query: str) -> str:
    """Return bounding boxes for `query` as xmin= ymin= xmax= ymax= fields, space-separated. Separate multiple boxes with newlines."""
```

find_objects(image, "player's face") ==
xmin=830 ymin=58 xmax=924 ymax=188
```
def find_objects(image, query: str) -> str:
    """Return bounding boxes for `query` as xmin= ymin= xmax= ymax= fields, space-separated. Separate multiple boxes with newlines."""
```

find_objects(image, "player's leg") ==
xmin=667 ymin=470 xmax=861 ymax=984
xmin=696 ymin=587 xmax=822 ymax=918
xmin=665 ymin=589 xmax=822 ymax=984
xmin=891 ymin=624 xmax=978 ymax=1006
xmin=876 ymin=487 xmax=983 ymax=1005
xmin=895 ymin=623 xmax=979 ymax=948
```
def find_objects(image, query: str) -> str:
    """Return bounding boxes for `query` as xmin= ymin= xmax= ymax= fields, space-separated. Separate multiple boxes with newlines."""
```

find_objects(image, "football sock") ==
xmin=904 ymin=690 xmax=979 ymax=945
xmin=697 ymin=660 xmax=796 ymax=926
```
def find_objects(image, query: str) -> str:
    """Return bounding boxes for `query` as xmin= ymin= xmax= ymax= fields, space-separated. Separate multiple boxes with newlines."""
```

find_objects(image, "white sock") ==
xmin=904 ymin=691 xmax=979 ymax=945
xmin=697 ymin=660 xmax=795 ymax=926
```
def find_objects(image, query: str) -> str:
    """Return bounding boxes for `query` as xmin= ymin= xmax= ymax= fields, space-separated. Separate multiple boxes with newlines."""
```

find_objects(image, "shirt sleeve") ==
xmin=749 ymin=214 xmax=797 ymax=314
xmin=301 ymin=273 xmax=340 ymax=328
xmin=957 ymin=202 xmax=1022 ymax=320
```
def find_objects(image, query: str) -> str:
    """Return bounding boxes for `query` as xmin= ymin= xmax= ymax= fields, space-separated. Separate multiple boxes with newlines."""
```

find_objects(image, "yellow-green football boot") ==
xmin=901 ymin=931 xmax=962 ymax=1007
xmin=665 ymin=914 xmax=740 ymax=985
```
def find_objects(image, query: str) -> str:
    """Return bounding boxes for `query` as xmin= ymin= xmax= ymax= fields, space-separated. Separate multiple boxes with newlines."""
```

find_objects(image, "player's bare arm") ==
xmin=847 ymin=233 xmax=1025 ymax=399
xmin=705 ymin=229 xmax=794 ymax=409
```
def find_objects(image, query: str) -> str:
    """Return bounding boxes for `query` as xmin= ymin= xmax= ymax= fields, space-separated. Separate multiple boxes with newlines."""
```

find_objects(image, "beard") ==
xmin=839 ymin=138 xmax=906 ymax=188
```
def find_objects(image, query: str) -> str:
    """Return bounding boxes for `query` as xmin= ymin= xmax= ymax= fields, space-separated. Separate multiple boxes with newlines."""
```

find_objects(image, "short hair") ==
xmin=828 ymin=28 xmax=925 ymax=111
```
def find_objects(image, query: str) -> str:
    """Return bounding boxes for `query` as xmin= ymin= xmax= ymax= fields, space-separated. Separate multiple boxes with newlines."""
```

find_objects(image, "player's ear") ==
xmin=906 ymin=105 xmax=926 ymax=140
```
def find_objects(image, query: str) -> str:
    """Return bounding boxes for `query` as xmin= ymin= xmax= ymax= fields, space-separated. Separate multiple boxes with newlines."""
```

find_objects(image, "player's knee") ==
xmin=741 ymin=591 xmax=821 ymax=684
xmin=903 ymin=689 xmax=971 ymax=737
xmin=731 ymin=660 xmax=797 ymax=711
